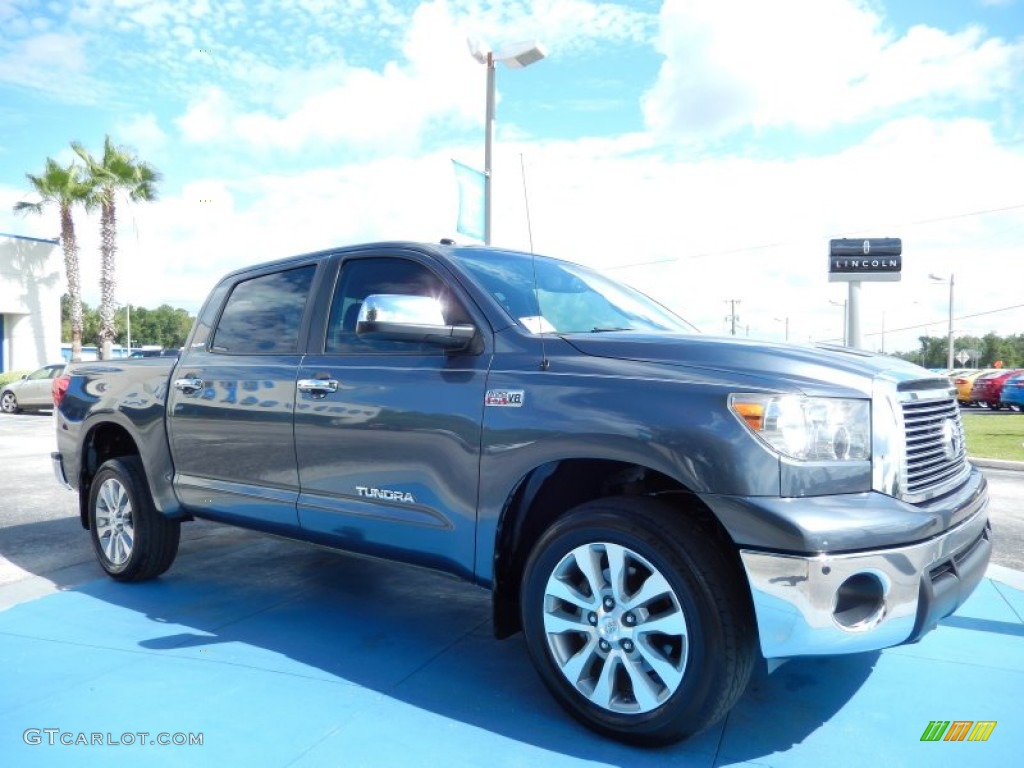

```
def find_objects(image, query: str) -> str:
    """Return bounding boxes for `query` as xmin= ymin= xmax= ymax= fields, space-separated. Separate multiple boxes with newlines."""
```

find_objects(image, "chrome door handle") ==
xmin=297 ymin=378 xmax=339 ymax=395
xmin=173 ymin=377 xmax=204 ymax=394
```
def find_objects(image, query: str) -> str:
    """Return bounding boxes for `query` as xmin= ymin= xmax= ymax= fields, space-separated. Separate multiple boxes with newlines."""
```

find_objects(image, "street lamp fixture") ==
xmin=929 ymin=273 xmax=955 ymax=370
xmin=469 ymin=39 xmax=546 ymax=245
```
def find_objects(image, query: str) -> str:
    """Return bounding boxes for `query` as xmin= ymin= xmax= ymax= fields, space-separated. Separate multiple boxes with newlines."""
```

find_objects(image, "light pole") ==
xmin=929 ymin=273 xmax=955 ymax=369
xmin=774 ymin=316 xmax=789 ymax=341
xmin=469 ymin=40 xmax=545 ymax=245
xmin=829 ymin=299 xmax=847 ymax=345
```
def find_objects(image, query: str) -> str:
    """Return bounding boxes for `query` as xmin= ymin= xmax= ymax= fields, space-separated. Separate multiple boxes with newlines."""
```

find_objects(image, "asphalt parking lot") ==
xmin=1 ymin=411 xmax=1022 ymax=767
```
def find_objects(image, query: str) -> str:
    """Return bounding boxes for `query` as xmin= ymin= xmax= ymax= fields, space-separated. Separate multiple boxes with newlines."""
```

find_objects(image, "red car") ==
xmin=969 ymin=368 xmax=1024 ymax=409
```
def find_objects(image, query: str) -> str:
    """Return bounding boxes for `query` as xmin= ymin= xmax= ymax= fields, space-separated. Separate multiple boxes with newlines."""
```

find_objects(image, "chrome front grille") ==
xmin=900 ymin=387 xmax=969 ymax=501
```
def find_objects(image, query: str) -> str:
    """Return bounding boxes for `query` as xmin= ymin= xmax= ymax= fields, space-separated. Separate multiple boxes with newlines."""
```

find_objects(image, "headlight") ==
xmin=729 ymin=394 xmax=870 ymax=461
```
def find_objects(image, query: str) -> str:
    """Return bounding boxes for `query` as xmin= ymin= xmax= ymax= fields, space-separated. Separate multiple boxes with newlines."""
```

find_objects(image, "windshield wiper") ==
xmin=590 ymin=327 xmax=633 ymax=333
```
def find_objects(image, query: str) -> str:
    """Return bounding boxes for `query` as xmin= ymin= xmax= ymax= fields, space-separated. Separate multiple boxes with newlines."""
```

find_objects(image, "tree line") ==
xmin=60 ymin=295 xmax=195 ymax=351
xmin=895 ymin=333 xmax=1024 ymax=369
xmin=13 ymin=135 xmax=160 ymax=362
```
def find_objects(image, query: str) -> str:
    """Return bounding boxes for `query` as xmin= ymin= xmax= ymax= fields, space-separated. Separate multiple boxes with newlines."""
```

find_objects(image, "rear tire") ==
xmin=520 ymin=496 xmax=756 ymax=746
xmin=88 ymin=457 xmax=180 ymax=581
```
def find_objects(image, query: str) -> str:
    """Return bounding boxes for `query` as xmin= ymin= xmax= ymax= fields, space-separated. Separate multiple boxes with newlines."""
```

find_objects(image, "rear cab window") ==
xmin=209 ymin=266 xmax=316 ymax=354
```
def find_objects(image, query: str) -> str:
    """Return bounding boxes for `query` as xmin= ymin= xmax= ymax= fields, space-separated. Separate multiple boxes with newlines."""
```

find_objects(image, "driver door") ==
xmin=294 ymin=252 xmax=491 ymax=578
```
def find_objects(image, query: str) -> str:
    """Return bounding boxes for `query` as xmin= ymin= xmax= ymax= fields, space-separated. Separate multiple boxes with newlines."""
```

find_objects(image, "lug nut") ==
xmin=599 ymin=639 xmax=611 ymax=652
xmin=623 ymin=612 xmax=636 ymax=626
xmin=603 ymin=596 xmax=615 ymax=611
xmin=587 ymin=612 xmax=598 ymax=626
xmin=621 ymin=639 xmax=634 ymax=653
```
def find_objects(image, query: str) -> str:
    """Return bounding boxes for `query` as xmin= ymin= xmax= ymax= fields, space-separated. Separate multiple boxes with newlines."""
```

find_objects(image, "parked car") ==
xmin=970 ymin=369 xmax=1024 ymax=410
xmin=954 ymin=369 xmax=995 ymax=406
xmin=998 ymin=372 xmax=1024 ymax=412
xmin=1 ymin=363 xmax=66 ymax=413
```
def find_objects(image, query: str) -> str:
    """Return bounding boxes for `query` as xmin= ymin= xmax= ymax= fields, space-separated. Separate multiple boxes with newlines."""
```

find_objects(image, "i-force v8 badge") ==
xmin=485 ymin=389 xmax=525 ymax=407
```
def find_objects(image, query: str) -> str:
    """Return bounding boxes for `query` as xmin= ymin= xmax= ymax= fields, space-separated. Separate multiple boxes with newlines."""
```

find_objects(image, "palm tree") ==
xmin=73 ymin=135 xmax=161 ymax=359
xmin=13 ymin=159 xmax=94 ymax=362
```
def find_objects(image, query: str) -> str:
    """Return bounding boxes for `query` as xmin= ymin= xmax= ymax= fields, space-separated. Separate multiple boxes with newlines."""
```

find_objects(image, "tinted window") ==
xmin=212 ymin=266 xmax=315 ymax=354
xmin=325 ymin=258 xmax=467 ymax=354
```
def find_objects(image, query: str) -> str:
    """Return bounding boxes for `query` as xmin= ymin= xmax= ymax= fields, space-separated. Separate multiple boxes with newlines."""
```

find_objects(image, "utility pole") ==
xmin=724 ymin=299 xmax=741 ymax=336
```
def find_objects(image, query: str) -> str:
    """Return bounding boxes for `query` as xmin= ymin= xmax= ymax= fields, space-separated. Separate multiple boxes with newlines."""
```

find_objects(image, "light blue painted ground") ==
xmin=0 ymin=539 xmax=1020 ymax=768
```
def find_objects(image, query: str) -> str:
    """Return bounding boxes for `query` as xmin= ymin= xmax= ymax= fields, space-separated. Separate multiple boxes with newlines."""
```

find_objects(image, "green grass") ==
xmin=962 ymin=412 xmax=1024 ymax=461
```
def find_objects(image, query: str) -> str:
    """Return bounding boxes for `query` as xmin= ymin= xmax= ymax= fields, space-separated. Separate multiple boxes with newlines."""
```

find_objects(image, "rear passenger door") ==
xmin=167 ymin=262 xmax=318 ymax=532
xmin=294 ymin=250 xmax=491 ymax=578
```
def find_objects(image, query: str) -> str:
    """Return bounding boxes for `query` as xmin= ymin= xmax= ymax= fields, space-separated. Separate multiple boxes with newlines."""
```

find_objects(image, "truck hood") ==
xmin=562 ymin=333 xmax=935 ymax=397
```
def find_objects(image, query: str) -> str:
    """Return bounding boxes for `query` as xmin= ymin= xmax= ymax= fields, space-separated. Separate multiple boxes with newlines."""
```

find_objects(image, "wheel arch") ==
xmin=490 ymin=458 xmax=745 ymax=639
xmin=76 ymin=421 xmax=142 ymax=529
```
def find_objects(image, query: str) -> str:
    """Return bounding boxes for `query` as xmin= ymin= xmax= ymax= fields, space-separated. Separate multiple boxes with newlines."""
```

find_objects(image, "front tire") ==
xmin=88 ymin=457 xmax=180 ymax=581
xmin=520 ymin=497 xmax=756 ymax=746
xmin=1 ymin=390 xmax=19 ymax=413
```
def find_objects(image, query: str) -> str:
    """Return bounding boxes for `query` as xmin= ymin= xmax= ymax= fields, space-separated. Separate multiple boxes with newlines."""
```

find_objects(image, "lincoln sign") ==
xmin=828 ymin=238 xmax=902 ymax=282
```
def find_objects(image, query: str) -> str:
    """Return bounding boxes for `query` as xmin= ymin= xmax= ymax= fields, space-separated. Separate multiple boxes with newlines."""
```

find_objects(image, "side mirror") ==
xmin=356 ymin=294 xmax=476 ymax=351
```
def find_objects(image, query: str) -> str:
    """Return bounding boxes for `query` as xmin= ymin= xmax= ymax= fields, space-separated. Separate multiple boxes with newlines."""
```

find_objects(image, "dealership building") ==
xmin=0 ymin=232 xmax=62 ymax=373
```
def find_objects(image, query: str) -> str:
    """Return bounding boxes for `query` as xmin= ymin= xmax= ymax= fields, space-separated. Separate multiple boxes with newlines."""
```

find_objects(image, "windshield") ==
xmin=450 ymin=249 xmax=692 ymax=334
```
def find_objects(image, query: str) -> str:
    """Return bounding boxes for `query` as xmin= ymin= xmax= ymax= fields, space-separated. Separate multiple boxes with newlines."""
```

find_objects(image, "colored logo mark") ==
xmin=920 ymin=720 xmax=996 ymax=742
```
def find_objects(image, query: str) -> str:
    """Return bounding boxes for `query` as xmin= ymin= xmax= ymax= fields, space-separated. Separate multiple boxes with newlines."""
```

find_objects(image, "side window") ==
xmin=188 ymin=281 xmax=230 ymax=351
xmin=325 ymin=258 xmax=468 ymax=354
xmin=212 ymin=266 xmax=316 ymax=354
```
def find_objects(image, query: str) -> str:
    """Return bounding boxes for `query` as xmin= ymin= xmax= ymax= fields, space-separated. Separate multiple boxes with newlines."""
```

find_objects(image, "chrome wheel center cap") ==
xmin=600 ymin=617 xmax=620 ymax=639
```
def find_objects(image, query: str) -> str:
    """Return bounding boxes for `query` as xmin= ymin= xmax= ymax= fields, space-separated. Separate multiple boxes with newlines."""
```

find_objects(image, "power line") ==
xmin=816 ymin=302 xmax=1024 ymax=343
xmin=861 ymin=303 xmax=1024 ymax=338
xmin=836 ymin=202 xmax=1024 ymax=237
xmin=604 ymin=202 xmax=1024 ymax=271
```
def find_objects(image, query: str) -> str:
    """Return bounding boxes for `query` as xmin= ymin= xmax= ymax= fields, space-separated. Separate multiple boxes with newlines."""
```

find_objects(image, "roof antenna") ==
xmin=520 ymin=153 xmax=534 ymax=253
xmin=521 ymin=153 xmax=549 ymax=370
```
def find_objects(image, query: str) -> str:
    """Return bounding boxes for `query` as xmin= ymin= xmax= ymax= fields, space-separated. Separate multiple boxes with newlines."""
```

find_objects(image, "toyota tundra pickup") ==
xmin=52 ymin=240 xmax=991 ymax=746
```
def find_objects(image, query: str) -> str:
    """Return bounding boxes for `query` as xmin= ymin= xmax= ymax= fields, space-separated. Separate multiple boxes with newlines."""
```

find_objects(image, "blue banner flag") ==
xmin=452 ymin=159 xmax=485 ymax=241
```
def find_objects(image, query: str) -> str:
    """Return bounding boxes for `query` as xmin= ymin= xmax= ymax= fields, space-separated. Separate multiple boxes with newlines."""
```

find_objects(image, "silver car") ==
xmin=1 ymin=363 xmax=65 ymax=413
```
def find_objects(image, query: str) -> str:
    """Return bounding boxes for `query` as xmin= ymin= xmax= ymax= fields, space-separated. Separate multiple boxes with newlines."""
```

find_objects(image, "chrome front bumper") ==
xmin=740 ymin=504 xmax=991 ymax=659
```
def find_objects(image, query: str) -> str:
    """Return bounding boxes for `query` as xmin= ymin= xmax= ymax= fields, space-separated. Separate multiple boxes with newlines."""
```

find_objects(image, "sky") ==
xmin=1 ymin=0 xmax=1023 ymax=356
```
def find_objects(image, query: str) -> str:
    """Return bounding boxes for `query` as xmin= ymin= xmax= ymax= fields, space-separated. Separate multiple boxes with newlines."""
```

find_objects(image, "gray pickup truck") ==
xmin=52 ymin=241 xmax=991 ymax=745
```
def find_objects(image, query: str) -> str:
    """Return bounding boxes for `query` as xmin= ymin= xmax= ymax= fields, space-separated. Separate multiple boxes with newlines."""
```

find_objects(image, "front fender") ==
xmin=474 ymin=362 xmax=782 ymax=582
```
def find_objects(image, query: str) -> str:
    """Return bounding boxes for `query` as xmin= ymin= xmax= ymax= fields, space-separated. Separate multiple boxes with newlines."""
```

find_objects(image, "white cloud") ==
xmin=481 ymin=115 xmax=1024 ymax=346
xmin=6 ymin=0 xmax=1021 ymax=354
xmin=171 ymin=2 xmax=485 ymax=152
xmin=176 ymin=87 xmax=231 ymax=143
xmin=115 ymin=113 xmax=170 ymax=159
xmin=168 ymin=0 xmax=657 ymax=154
xmin=642 ymin=0 xmax=1021 ymax=138
xmin=0 ymin=31 xmax=100 ymax=104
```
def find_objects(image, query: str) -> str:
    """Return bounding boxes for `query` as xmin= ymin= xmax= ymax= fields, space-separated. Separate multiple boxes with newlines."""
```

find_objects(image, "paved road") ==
xmin=0 ymin=411 xmax=248 ymax=606
xmin=1 ymin=410 xmax=1021 ymax=600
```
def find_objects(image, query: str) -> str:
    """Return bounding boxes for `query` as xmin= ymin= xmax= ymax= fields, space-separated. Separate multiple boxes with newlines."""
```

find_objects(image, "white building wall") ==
xmin=0 ymin=233 xmax=62 ymax=372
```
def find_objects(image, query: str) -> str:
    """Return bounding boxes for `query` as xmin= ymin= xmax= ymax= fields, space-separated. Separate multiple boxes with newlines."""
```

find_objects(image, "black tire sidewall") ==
xmin=521 ymin=502 xmax=742 ymax=744
xmin=88 ymin=459 xmax=145 ymax=577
